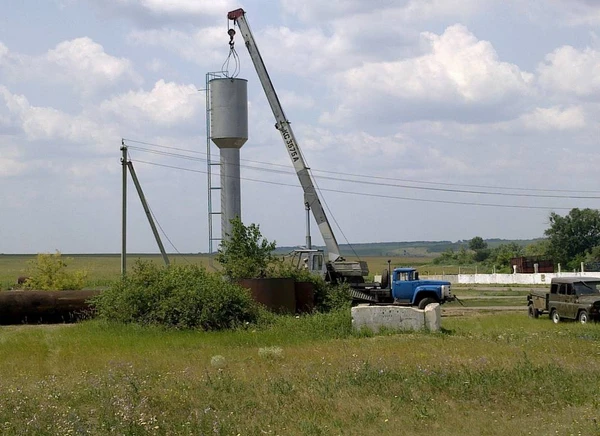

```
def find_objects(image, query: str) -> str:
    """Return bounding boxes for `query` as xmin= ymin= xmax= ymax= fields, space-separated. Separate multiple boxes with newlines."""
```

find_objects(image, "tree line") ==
xmin=433 ymin=208 xmax=600 ymax=272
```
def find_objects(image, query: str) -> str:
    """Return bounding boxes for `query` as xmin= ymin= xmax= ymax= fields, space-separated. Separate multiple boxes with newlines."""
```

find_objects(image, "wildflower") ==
xmin=258 ymin=346 xmax=284 ymax=360
xmin=210 ymin=355 xmax=227 ymax=368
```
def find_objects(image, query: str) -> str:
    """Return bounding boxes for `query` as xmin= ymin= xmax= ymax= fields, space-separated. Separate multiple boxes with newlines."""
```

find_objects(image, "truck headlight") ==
xmin=441 ymin=285 xmax=451 ymax=298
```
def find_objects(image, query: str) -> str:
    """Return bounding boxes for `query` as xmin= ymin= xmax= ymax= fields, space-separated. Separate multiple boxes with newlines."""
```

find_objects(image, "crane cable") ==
xmin=222 ymin=28 xmax=240 ymax=78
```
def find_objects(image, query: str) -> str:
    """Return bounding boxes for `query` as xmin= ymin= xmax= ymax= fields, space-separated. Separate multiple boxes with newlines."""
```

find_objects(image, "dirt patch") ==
xmin=442 ymin=306 xmax=526 ymax=317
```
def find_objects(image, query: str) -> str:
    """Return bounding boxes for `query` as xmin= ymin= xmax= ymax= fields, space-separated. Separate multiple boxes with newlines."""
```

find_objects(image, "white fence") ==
xmin=424 ymin=272 xmax=600 ymax=285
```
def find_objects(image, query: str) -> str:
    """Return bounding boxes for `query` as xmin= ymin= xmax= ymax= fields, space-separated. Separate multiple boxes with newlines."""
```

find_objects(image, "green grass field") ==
xmin=0 ymin=254 xmax=590 ymax=434
xmin=0 ymin=312 xmax=599 ymax=435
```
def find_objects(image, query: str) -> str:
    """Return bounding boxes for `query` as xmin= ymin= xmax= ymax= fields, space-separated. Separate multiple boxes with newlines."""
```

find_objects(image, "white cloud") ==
xmin=280 ymin=0 xmax=385 ymax=21
xmin=46 ymin=37 xmax=140 ymax=92
xmin=520 ymin=106 xmax=586 ymax=131
xmin=100 ymin=80 xmax=202 ymax=126
xmin=0 ymin=85 xmax=117 ymax=147
xmin=301 ymin=128 xmax=409 ymax=156
xmin=0 ymin=146 xmax=27 ymax=177
xmin=280 ymin=0 xmax=485 ymax=22
xmin=279 ymin=90 xmax=315 ymax=110
xmin=0 ymin=38 xmax=140 ymax=95
xmin=259 ymin=26 xmax=354 ymax=75
xmin=146 ymin=58 xmax=164 ymax=72
xmin=344 ymin=25 xmax=532 ymax=103
xmin=113 ymin=0 xmax=233 ymax=16
xmin=538 ymin=46 xmax=600 ymax=98
xmin=556 ymin=0 xmax=600 ymax=26
xmin=320 ymin=25 xmax=533 ymax=126
xmin=128 ymin=27 xmax=225 ymax=65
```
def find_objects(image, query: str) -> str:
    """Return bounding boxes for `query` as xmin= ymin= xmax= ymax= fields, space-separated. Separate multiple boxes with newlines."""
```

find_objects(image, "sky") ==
xmin=1 ymin=0 xmax=600 ymax=254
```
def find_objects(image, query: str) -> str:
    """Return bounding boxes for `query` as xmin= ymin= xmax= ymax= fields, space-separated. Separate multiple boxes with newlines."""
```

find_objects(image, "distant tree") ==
xmin=524 ymin=239 xmax=550 ymax=257
xmin=585 ymin=246 xmax=600 ymax=263
xmin=545 ymin=208 xmax=600 ymax=268
xmin=488 ymin=243 xmax=524 ymax=269
xmin=456 ymin=246 xmax=474 ymax=265
xmin=432 ymin=249 xmax=457 ymax=265
xmin=473 ymin=249 xmax=491 ymax=262
xmin=468 ymin=236 xmax=487 ymax=251
xmin=216 ymin=217 xmax=276 ymax=280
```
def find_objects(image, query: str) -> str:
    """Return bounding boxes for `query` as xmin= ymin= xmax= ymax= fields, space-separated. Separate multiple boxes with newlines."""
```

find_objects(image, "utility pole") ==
xmin=127 ymin=161 xmax=170 ymax=266
xmin=121 ymin=140 xmax=127 ymax=276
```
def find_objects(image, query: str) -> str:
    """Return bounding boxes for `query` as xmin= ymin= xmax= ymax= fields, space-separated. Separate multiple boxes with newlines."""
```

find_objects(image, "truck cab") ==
xmin=391 ymin=267 xmax=454 ymax=309
xmin=290 ymin=249 xmax=369 ymax=284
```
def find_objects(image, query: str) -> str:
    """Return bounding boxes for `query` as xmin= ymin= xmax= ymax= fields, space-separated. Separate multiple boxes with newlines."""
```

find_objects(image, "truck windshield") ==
xmin=575 ymin=281 xmax=600 ymax=295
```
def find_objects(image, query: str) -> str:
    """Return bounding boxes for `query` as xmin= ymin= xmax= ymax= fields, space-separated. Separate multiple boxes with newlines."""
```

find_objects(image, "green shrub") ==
xmin=91 ymin=261 xmax=262 ymax=330
xmin=23 ymin=251 xmax=87 ymax=290
xmin=319 ymin=282 xmax=353 ymax=312
xmin=216 ymin=217 xmax=276 ymax=280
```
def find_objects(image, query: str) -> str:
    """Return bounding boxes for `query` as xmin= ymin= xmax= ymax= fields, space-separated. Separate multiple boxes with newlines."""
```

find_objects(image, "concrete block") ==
xmin=424 ymin=303 xmax=441 ymax=331
xmin=351 ymin=304 xmax=441 ymax=333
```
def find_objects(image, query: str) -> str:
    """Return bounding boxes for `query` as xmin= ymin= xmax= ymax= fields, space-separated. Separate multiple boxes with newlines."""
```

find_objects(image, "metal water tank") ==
xmin=210 ymin=78 xmax=248 ymax=149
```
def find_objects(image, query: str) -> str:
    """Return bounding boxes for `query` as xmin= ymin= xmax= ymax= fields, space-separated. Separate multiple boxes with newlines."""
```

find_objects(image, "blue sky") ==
xmin=1 ymin=0 xmax=600 ymax=254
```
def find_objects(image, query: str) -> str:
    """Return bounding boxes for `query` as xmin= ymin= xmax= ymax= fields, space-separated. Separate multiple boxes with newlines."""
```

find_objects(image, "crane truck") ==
xmin=227 ymin=8 xmax=455 ymax=307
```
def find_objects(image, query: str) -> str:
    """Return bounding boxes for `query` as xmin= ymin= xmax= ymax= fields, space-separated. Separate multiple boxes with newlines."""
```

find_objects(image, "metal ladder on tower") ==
xmin=205 ymin=71 xmax=226 ymax=255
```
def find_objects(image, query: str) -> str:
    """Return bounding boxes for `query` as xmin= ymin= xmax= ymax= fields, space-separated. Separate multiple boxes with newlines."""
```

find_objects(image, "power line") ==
xmin=126 ymin=146 xmax=600 ymax=200
xmin=131 ymin=159 xmax=577 ymax=211
xmin=147 ymin=204 xmax=192 ymax=264
xmin=124 ymin=139 xmax=206 ymax=155
xmin=123 ymin=138 xmax=600 ymax=194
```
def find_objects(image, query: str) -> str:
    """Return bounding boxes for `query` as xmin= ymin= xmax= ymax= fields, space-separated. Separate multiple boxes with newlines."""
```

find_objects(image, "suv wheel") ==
xmin=578 ymin=310 xmax=589 ymax=324
xmin=551 ymin=309 xmax=560 ymax=324
xmin=528 ymin=305 xmax=539 ymax=319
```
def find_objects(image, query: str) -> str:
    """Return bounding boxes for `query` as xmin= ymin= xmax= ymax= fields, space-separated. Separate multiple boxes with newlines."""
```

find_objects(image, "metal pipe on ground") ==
xmin=0 ymin=290 xmax=100 ymax=325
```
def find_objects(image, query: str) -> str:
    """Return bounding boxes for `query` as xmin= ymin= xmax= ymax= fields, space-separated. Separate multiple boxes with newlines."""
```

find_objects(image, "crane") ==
xmin=227 ymin=8 xmax=369 ymax=284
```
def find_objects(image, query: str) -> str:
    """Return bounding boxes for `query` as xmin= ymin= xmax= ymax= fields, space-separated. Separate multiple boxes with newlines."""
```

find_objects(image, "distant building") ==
xmin=510 ymin=256 xmax=554 ymax=273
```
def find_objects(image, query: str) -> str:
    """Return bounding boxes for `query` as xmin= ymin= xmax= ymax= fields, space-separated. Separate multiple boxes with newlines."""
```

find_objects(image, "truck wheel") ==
xmin=551 ymin=309 xmax=560 ymax=324
xmin=578 ymin=310 xmax=589 ymax=324
xmin=418 ymin=297 xmax=437 ymax=310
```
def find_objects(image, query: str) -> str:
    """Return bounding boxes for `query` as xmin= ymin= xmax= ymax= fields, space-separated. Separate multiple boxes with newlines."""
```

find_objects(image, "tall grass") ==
xmin=1 ymin=313 xmax=599 ymax=435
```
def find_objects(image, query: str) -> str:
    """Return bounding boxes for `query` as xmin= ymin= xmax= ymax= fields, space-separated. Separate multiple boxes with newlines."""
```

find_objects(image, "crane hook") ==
xmin=228 ymin=28 xmax=236 ymax=47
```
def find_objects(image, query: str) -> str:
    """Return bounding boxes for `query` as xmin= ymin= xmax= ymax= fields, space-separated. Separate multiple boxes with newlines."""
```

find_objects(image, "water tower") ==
xmin=209 ymin=77 xmax=248 ymax=241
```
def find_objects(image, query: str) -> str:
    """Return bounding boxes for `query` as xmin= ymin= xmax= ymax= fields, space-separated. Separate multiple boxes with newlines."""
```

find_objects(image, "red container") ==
xmin=237 ymin=278 xmax=296 ymax=314
xmin=294 ymin=281 xmax=315 ymax=314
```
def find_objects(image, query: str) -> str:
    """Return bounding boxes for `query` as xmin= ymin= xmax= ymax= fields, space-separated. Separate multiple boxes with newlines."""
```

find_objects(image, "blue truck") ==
xmin=388 ymin=267 xmax=454 ymax=308
xmin=353 ymin=266 xmax=455 ymax=307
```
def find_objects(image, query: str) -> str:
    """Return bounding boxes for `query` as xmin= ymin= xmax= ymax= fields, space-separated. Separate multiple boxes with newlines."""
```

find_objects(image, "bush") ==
xmin=319 ymin=282 xmax=353 ymax=312
xmin=216 ymin=217 xmax=276 ymax=280
xmin=91 ymin=261 xmax=262 ymax=330
xmin=23 ymin=251 xmax=87 ymax=290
